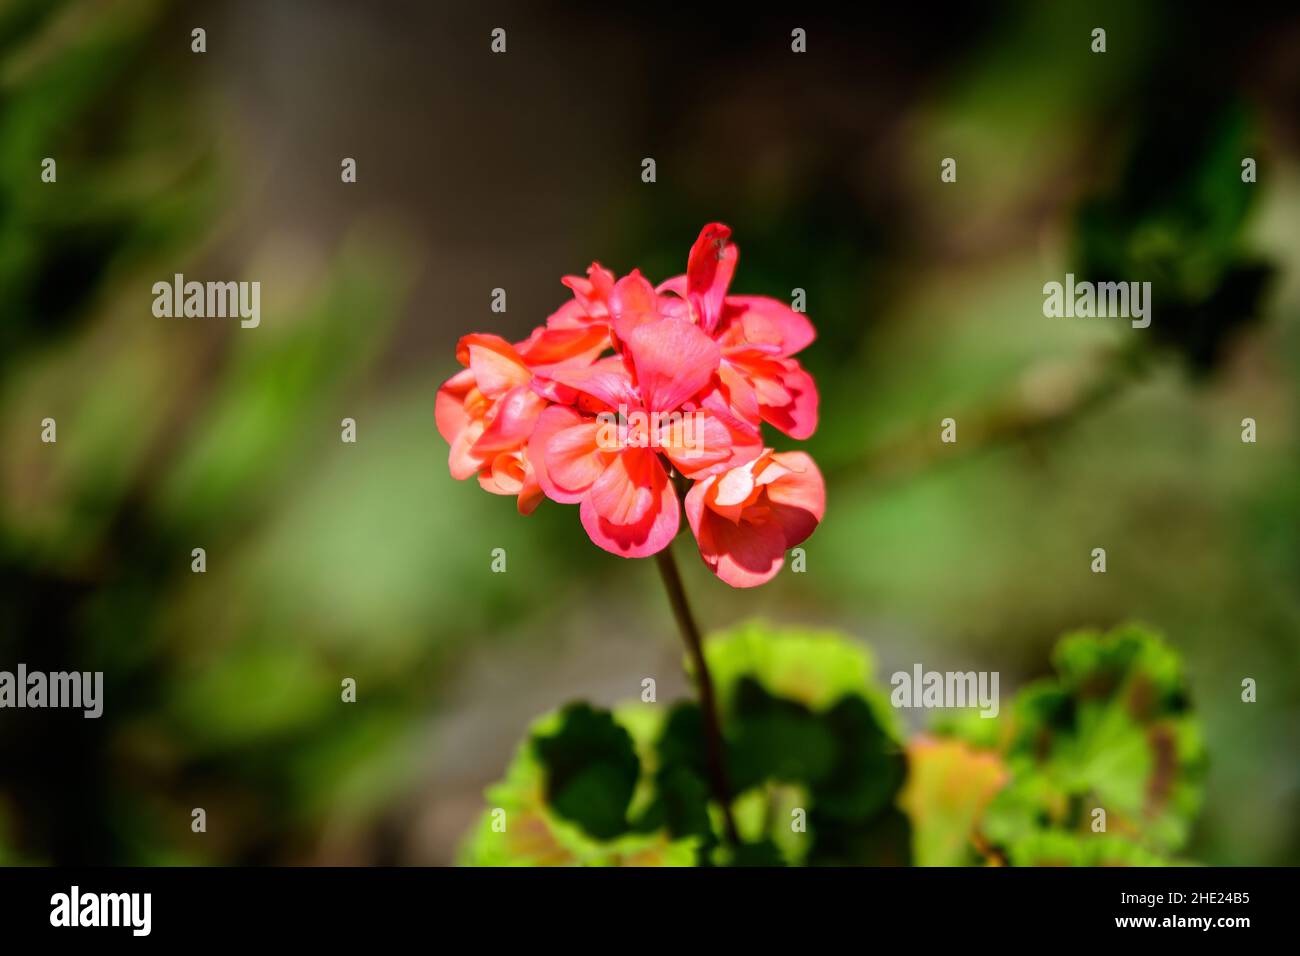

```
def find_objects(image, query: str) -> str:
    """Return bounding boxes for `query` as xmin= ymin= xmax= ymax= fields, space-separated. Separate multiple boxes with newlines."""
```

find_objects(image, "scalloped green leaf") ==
xmin=458 ymin=704 xmax=698 ymax=867
xmin=533 ymin=703 xmax=640 ymax=841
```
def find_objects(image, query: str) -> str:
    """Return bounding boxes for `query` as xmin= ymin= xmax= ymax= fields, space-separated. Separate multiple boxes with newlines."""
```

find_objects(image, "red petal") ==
xmin=686 ymin=223 xmax=738 ymax=334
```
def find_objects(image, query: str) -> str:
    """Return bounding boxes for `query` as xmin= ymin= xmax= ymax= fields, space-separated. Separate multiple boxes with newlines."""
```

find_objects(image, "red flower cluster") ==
xmin=436 ymin=224 xmax=824 ymax=587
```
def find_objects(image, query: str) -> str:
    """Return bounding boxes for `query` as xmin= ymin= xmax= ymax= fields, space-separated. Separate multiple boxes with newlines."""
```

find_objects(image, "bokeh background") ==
xmin=2 ymin=0 xmax=1298 ymax=865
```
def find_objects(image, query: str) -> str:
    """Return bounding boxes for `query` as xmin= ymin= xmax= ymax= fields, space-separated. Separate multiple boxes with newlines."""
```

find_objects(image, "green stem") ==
xmin=654 ymin=541 xmax=740 ymax=847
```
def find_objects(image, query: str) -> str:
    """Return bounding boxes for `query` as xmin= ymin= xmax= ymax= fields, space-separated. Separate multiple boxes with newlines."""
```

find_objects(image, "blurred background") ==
xmin=1 ymin=0 xmax=1298 ymax=865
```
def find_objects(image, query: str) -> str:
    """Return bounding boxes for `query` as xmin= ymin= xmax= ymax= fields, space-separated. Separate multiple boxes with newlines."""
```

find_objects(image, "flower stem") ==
xmin=654 ymin=541 xmax=741 ymax=847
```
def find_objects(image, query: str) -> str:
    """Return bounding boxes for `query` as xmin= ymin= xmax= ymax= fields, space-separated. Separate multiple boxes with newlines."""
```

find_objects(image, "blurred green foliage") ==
xmin=461 ymin=623 xmax=908 ymax=866
xmin=934 ymin=624 xmax=1205 ymax=865
xmin=1074 ymin=102 xmax=1273 ymax=371
xmin=0 ymin=0 xmax=216 ymax=370
xmin=461 ymin=622 xmax=1205 ymax=866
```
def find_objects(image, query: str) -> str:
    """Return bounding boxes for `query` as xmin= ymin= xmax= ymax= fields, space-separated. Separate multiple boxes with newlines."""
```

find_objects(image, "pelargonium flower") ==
xmin=436 ymin=224 xmax=826 ymax=588
xmin=685 ymin=450 xmax=825 ymax=587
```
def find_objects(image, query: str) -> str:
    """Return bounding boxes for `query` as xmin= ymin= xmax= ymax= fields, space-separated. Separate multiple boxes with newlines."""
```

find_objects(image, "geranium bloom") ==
xmin=437 ymin=224 xmax=826 ymax=587
xmin=685 ymin=449 xmax=825 ymax=587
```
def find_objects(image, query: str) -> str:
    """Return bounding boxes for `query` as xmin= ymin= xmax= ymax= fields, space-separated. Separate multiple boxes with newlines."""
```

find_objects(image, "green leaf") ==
xmin=702 ymin=620 xmax=902 ymax=742
xmin=812 ymin=695 xmax=907 ymax=823
xmin=532 ymin=703 xmax=640 ymax=842
xmin=704 ymin=624 xmax=911 ymax=864
xmin=459 ymin=704 xmax=698 ymax=867
xmin=727 ymin=678 xmax=838 ymax=791
xmin=633 ymin=702 xmax=714 ymax=845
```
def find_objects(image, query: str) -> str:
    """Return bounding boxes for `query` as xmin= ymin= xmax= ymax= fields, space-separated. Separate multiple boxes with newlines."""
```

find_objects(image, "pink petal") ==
xmin=695 ymin=388 xmax=764 ymax=467
xmin=454 ymin=332 xmax=512 ymax=367
xmin=447 ymin=418 xmax=486 ymax=480
xmin=560 ymin=263 xmax=616 ymax=317
xmin=587 ymin=447 xmax=660 ymax=526
xmin=533 ymin=356 xmax=639 ymax=413
xmin=689 ymin=504 xmax=787 ymax=588
xmin=684 ymin=477 xmax=714 ymax=541
xmin=750 ymin=369 xmax=793 ymax=409
xmin=655 ymin=409 xmax=729 ymax=478
xmin=479 ymin=449 xmax=547 ymax=515
xmin=579 ymin=456 xmax=679 ymax=558
xmin=546 ymin=298 xmax=592 ymax=330
xmin=694 ymin=452 xmax=764 ymax=523
xmin=435 ymin=369 xmax=476 ymax=446
xmin=516 ymin=325 xmax=609 ymax=369
xmin=517 ymin=449 xmax=545 ymax=515
xmin=656 ymin=274 xmax=688 ymax=298
xmin=545 ymin=423 xmax=610 ymax=499
xmin=478 ymin=451 xmax=525 ymax=496
xmin=461 ymin=335 xmax=530 ymax=398
xmin=626 ymin=316 xmax=721 ymax=414
xmin=609 ymin=271 xmax=663 ymax=342
xmin=653 ymin=277 xmax=693 ymax=323
xmin=714 ymin=458 xmax=760 ymax=507
xmin=715 ymin=362 xmax=761 ymax=426
xmin=529 ymin=405 xmax=604 ymax=504
xmin=471 ymin=385 xmax=546 ymax=456
xmin=761 ymin=359 xmax=819 ymax=440
xmin=727 ymin=296 xmax=816 ymax=356
xmin=763 ymin=451 xmax=825 ymax=548
xmin=517 ymin=479 xmax=544 ymax=515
